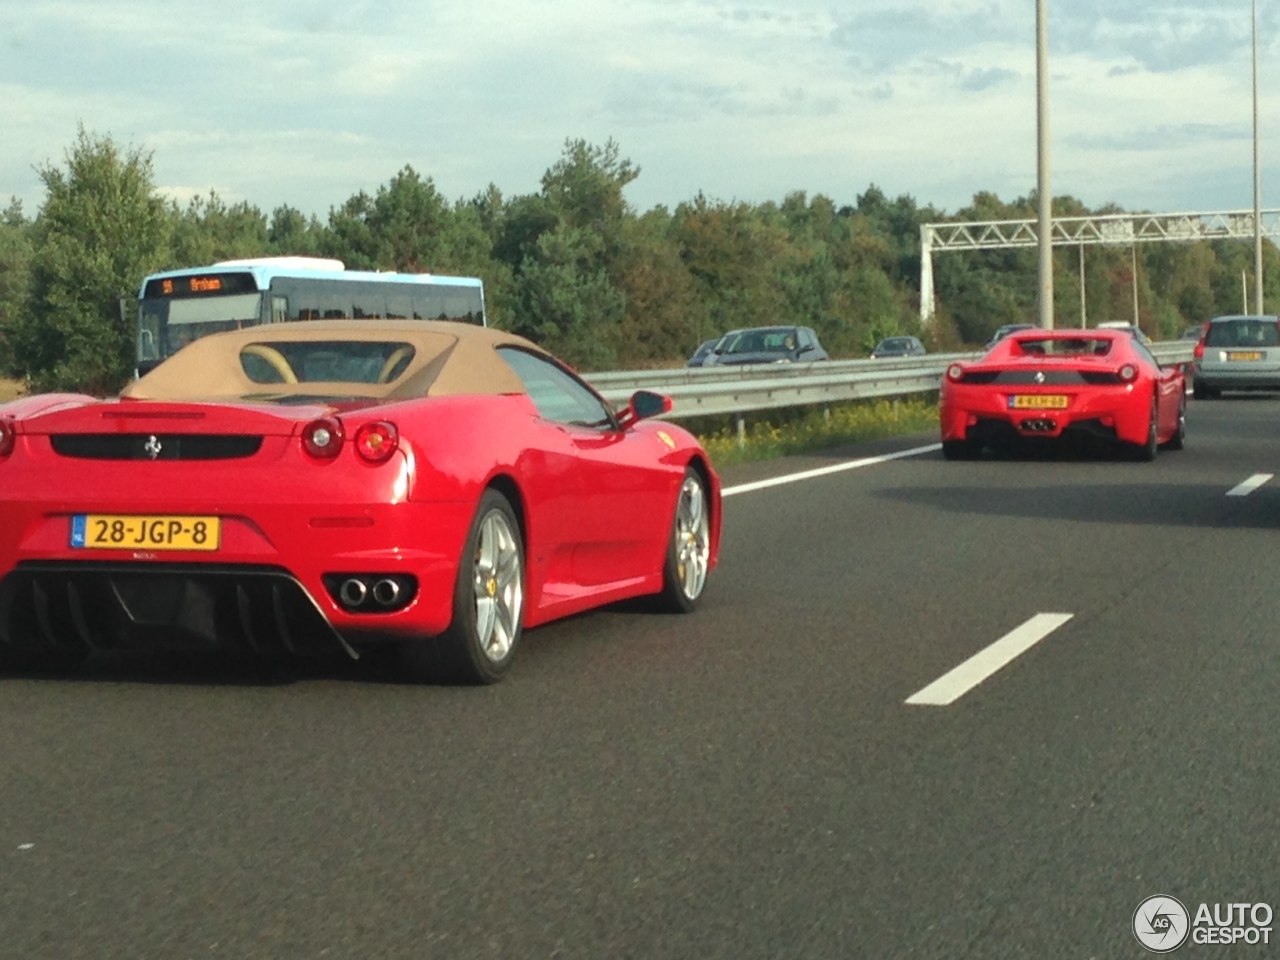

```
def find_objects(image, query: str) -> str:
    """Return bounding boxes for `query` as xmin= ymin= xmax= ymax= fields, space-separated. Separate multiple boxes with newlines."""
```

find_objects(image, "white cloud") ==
xmin=0 ymin=0 xmax=1277 ymax=220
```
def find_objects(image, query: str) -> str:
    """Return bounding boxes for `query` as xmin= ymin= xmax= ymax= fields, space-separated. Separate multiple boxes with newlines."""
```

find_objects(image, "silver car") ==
xmin=1192 ymin=314 xmax=1280 ymax=399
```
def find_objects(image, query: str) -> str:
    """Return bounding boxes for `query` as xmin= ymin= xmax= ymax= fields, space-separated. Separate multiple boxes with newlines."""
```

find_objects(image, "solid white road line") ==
xmin=721 ymin=443 xmax=942 ymax=497
xmin=905 ymin=613 xmax=1075 ymax=707
xmin=1227 ymin=473 xmax=1273 ymax=497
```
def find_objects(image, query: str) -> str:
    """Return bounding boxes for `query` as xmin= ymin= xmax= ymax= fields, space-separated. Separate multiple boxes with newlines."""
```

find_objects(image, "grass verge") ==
xmin=693 ymin=396 xmax=939 ymax=468
xmin=0 ymin=378 xmax=24 ymax=403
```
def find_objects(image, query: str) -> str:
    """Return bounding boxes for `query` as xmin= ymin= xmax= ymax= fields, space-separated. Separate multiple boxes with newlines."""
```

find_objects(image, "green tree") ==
xmin=852 ymin=185 xmax=930 ymax=286
xmin=10 ymin=127 xmax=169 ymax=392
xmin=461 ymin=185 xmax=519 ymax=328
xmin=848 ymin=267 xmax=910 ymax=354
xmin=673 ymin=194 xmax=788 ymax=336
xmin=612 ymin=207 xmax=703 ymax=363
xmin=515 ymin=224 xmax=624 ymax=369
xmin=540 ymin=138 xmax=638 ymax=241
xmin=268 ymin=204 xmax=325 ymax=256
xmin=167 ymin=191 xmax=269 ymax=267
xmin=504 ymin=139 xmax=640 ymax=361
xmin=0 ymin=199 xmax=34 ymax=377
xmin=323 ymin=166 xmax=493 ymax=277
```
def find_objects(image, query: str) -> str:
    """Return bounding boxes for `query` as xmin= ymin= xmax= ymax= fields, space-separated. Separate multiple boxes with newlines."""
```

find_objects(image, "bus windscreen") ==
xmin=137 ymin=292 xmax=264 ymax=364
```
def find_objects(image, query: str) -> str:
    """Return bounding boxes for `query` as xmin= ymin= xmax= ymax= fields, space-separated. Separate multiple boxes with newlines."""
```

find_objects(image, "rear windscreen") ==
xmin=1011 ymin=338 xmax=1112 ymax=357
xmin=240 ymin=341 xmax=416 ymax=384
xmin=1204 ymin=319 xmax=1280 ymax=347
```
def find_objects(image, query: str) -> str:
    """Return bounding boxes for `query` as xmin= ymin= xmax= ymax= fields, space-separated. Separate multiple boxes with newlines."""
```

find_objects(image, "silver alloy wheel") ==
xmin=674 ymin=475 xmax=711 ymax=601
xmin=471 ymin=510 xmax=523 ymax=663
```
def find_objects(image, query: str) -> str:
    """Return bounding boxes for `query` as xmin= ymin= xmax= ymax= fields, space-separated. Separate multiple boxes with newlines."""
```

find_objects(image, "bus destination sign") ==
xmin=144 ymin=273 xmax=259 ymax=299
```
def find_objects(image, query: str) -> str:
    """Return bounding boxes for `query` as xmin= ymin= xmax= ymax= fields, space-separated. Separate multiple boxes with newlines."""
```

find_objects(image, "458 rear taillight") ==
xmin=0 ymin=417 xmax=15 ymax=458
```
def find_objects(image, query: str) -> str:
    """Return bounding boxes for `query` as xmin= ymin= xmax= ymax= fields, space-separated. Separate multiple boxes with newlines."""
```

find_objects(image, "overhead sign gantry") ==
xmin=919 ymin=209 xmax=1280 ymax=323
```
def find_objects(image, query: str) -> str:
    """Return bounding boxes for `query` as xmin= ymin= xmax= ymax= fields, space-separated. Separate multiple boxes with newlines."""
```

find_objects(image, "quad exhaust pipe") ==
xmin=371 ymin=578 xmax=401 ymax=607
xmin=1019 ymin=418 xmax=1057 ymax=433
xmin=338 ymin=578 xmax=368 ymax=608
xmin=328 ymin=574 xmax=416 ymax=613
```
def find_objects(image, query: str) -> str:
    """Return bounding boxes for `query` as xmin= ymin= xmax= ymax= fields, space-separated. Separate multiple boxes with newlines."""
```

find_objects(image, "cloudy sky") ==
xmin=1 ymin=0 xmax=1277 ymax=221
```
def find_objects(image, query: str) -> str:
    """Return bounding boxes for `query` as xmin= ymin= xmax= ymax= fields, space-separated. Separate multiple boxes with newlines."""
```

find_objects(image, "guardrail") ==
xmin=586 ymin=342 xmax=1196 ymax=421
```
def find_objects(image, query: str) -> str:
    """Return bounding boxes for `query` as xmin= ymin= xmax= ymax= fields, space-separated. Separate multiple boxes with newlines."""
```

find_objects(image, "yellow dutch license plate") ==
xmin=1009 ymin=394 xmax=1069 ymax=410
xmin=1227 ymin=351 xmax=1263 ymax=361
xmin=71 ymin=515 xmax=221 ymax=551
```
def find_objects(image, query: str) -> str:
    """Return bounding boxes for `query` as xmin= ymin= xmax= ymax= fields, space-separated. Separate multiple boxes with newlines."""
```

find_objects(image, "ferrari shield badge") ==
xmin=657 ymin=431 xmax=677 ymax=450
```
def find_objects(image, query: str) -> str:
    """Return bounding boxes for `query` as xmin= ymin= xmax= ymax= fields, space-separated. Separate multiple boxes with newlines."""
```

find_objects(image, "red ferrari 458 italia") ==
xmin=0 ymin=321 xmax=721 ymax=683
xmin=939 ymin=328 xmax=1186 ymax=460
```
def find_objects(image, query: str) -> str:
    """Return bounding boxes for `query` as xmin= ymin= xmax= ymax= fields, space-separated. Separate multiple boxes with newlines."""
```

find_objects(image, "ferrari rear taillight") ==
xmin=302 ymin=418 xmax=345 ymax=459
xmin=354 ymin=421 xmax=399 ymax=463
xmin=1194 ymin=341 xmax=1205 ymax=360
xmin=1118 ymin=364 xmax=1138 ymax=382
xmin=0 ymin=417 xmax=14 ymax=458
xmin=947 ymin=364 xmax=965 ymax=382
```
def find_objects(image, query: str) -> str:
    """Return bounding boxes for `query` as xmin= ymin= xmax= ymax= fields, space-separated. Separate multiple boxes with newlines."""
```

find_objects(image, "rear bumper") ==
xmin=1192 ymin=363 xmax=1280 ymax=390
xmin=0 ymin=497 xmax=476 ymax=658
xmin=940 ymin=383 xmax=1148 ymax=445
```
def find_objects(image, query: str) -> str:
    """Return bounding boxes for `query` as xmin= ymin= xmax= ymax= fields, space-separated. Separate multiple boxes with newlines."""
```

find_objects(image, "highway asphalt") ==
xmin=3 ymin=397 xmax=1279 ymax=959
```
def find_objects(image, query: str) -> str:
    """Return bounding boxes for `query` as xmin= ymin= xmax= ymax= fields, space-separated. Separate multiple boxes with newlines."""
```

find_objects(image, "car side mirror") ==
xmin=798 ymin=343 xmax=814 ymax=353
xmin=618 ymin=390 xmax=673 ymax=427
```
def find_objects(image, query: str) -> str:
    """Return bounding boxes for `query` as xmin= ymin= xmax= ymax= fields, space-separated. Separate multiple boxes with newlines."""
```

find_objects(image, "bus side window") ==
xmin=386 ymin=292 xmax=413 ymax=319
xmin=442 ymin=289 xmax=472 ymax=321
xmin=350 ymin=282 xmax=378 ymax=318
xmin=314 ymin=279 xmax=350 ymax=319
xmin=271 ymin=297 xmax=288 ymax=323
xmin=416 ymin=290 xmax=445 ymax=320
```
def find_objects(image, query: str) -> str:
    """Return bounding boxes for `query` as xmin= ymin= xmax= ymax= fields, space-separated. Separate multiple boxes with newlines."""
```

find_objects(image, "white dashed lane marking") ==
xmin=905 ymin=613 xmax=1075 ymax=707
xmin=721 ymin=443 xmax=942 ymax=497
xmin=1227 ymin=474 xmax=1273 ymax=497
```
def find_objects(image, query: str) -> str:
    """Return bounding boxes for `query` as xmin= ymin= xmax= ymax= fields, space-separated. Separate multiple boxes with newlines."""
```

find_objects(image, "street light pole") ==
xmin=1253 ymin=0 xmax=1264 ymax=314
xmin=1036 ymin=0 xmax=1054 ymax=328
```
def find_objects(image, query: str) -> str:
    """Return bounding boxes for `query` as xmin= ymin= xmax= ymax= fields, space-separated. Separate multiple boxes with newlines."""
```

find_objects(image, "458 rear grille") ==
xmin=960 ymin=370 xmax=1123 ymax=385
xmin=50 ymin=434 xmax=263 ymax=460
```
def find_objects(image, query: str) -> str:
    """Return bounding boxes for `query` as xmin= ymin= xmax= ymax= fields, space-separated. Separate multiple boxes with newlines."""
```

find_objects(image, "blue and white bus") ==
xmin=135 ymin=257 xmax=486 ymax=374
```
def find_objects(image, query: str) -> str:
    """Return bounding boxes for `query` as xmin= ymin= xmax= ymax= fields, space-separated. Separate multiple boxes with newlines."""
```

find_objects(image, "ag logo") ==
xmin=1134 ymin=895 xmax=1190 ymax=953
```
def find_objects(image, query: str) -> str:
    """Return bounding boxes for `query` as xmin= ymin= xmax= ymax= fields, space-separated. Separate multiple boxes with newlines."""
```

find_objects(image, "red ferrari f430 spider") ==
xmin=0 ymin=321 xmax=721 ymax=683
xmin=939 ymin=328 xmax=1186 ymax=460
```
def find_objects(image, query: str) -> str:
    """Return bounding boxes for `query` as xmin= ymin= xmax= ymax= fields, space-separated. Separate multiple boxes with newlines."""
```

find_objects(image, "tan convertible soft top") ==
xmin=122 ymin=320 xmax=548 ymax=401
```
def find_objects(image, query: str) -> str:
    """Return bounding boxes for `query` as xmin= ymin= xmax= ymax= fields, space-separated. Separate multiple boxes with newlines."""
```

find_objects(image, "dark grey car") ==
xmin=870 ymin=336 xmax=926 ymax=358
xmin=686 ymin=338 xmax=721 ymax=368
xmin=984 ymin=323 xmax=1035 ymax=349
xmin=1193 ymin=314 xmax=1280 ymax=399
xmin=707 ymin=326 xmax=829 ymax=366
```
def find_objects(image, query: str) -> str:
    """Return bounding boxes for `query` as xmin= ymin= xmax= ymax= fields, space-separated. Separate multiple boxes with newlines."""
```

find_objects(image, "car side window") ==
xmin=497 ymin=347 xmax=614 ymax=428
